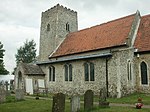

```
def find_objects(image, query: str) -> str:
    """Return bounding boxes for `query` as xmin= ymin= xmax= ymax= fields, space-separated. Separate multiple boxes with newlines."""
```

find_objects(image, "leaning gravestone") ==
xmin=15 ymin=89 xmax=24 ymax=101
xmin=52 ymin=93 xmax=65 ymax=112
xmin=84 ymin=90 xmax=94 ymax=111
xmin=70 ymin=95 xmax=80 ymax=112
xmin=0 ymin=87 xmax=6 ymax=103
xmin=99 ymin=87 xmax=109 ymax=107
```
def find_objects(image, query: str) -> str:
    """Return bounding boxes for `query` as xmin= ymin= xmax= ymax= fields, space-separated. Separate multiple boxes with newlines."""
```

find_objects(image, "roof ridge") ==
xmin=141 ymin=14 xmax=150 ymax=18
xmin=70 ymin=13 xmax=136 ymax=34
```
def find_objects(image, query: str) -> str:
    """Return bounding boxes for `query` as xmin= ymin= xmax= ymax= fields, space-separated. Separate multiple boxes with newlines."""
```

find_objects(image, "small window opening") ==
xmin=66 ymin=23 xmax=70 ymax=31
xmin=47 ymin=24 xmax=50 ymax=31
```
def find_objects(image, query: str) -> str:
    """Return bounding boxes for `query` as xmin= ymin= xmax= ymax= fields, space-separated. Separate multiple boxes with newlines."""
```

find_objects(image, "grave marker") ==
xmin=70 ymin=95 xmax=80 ymax=112
xmin=99 ymin=87 xmax=109 ymax=107
xmin=84 ymin=90 xmax=93 ymax=111
xmin=52 ymin=93 xmax=65 ymax=112
xmin=15 ymin=89 xmax=24 ymax=101
xmin=0 ymin=87 xmax=6 ymax=103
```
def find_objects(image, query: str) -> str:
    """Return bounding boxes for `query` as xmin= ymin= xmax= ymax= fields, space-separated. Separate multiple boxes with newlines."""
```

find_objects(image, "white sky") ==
xmin=0 ymin=0 xmax=150 ymax=74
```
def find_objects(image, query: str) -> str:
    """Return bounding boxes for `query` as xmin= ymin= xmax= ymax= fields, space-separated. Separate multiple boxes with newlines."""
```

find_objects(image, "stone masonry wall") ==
xmin=108 ymin=48 xmax=136 ymax=97
xmin=134 ymin=53 xmax=150 ymax=93
xmin=39 ymin=4 xmax=78 ymax=61
xmin=41 ymin=59 xmax=107 ymax=95
xmin=40 ymin=48 xmax=136 ymax=98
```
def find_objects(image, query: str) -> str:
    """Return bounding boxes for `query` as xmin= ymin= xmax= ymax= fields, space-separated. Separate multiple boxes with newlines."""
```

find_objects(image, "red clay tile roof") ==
xmin=51 ymin=14 xmax=136 ymax=58
xmin=134 ymin=14 xmax=150 ymax=52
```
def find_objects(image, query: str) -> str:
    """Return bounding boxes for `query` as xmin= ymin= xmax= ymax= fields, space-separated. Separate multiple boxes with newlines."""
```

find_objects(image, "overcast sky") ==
xmin=0 ymin=0 xmax=150 ymax=74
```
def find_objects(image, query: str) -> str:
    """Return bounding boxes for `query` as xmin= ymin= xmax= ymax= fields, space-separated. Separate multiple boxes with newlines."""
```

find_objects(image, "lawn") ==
xmin=0 ymin=93 xmax=150 ymax=112
xmin=107 ymin=93 xmax=150 ymax=105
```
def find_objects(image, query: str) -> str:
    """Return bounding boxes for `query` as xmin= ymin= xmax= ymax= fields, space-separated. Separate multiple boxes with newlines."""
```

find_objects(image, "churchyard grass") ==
xmin=0 ymin=93 xmax=150 ymax=112
xmin=0 ymin=98 xmax=150 ymax=112
xmin=107 ymin=93 xmax=150 ymax=105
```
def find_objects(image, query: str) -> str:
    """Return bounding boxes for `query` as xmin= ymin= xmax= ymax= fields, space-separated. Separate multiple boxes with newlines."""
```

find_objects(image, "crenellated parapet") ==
xmin=43 ymin=4 xmax=77 ymax=16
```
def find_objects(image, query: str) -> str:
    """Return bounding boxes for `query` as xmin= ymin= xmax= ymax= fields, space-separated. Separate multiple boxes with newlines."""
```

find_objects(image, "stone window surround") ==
xmin=84 ymin=62 xmax=95 ymax=81
xmin=64 ymin=63 xmax=72 ymax=81
xmin=127 ymin=60 xmax=132 ymax=81
xmin=49 ymin=66 xmax=55 ymax=82
xmin=139 ymin=61 xmax=149 ymax=86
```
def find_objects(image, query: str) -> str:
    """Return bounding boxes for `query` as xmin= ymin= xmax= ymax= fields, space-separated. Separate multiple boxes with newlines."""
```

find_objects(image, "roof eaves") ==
xmin=50 ymin=43 xmax=127 ymax=58
xmin=37 ymin=52 xmax=112 ymax=65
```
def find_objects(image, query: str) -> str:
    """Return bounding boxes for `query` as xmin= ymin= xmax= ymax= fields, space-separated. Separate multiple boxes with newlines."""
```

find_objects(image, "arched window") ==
xmin=127 ymin=60 xmax=132 ymax=80
xmin=66 ymin=22 xmax=70 ymax=31
xmin=69 ymin=64 xmax=72 ymax=81
xmin=49 ymin=66 xmax=55 ymax=81
xmin=64 ymin=64 xmax=68 ymax=81
xmin=84 ymin=62 xmax=95 ymax=81
xmin=140 ymin=61 xmax=148 ymax=85
xmin=90 ymin=63 xmax=95 ymax=81
xmin=84 ymin=63 xmax=89 ymax=81
xmin=47 ymin=24 xmax=50 ymax=31
xmin=64 ymin=63 xmax=72 ymax=81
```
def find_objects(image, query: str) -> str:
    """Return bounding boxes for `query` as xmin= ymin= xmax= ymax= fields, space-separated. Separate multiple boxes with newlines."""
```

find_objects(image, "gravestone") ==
xmin=5 ymin=81 xmax=10 ymax=96
xmin=84 ymin=90 xmax=94 ymax=111
xmin=99 ymin=87 xmax=109 ymax=107
xmin=15 ymin=89 xmax=24 ymax=101
xmin=52 ymin=93 xmax=65 ymax=112
xmin=0 ymin=87 xmax=6 ymax=103
xmin=70 ymin=95 xmax=80 ymax=112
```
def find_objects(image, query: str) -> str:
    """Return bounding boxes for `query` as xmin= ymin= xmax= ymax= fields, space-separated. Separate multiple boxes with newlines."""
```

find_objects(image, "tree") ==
xmin=0 ymin=41 xmax=9 ymax=75
xmin=15 ymin=39 xmax=37 ymax=65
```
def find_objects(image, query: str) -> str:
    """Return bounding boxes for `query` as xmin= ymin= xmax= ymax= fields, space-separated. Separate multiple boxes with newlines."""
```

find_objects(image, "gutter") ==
xmin=37 ymin=53 xmax=112 ymax=65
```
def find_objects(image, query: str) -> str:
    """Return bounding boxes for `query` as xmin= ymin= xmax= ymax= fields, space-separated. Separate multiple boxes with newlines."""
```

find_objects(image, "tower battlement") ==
xmin=43 ymin=4 xmax=77 ymax=15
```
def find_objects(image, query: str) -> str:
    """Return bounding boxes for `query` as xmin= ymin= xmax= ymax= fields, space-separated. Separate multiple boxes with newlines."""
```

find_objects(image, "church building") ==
xmin=15 ymin=4 xmax=150 ymax=98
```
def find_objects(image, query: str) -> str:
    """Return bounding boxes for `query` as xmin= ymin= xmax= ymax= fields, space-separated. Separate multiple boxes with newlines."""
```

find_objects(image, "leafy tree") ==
xmin=0 ymin=41 xmax=9 ymax=75
xmin=15 ymin=39 xmax=37 ymax=65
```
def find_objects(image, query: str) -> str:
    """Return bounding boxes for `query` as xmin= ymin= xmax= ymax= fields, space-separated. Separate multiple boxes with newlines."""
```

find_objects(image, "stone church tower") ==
xmin=39 ymin=4 xmax=78 ymax=61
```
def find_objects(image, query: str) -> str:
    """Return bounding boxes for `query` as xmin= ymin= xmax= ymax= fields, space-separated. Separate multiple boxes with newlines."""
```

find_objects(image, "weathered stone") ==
xmin=5 ymin=81 xmax=10 ymax=96
xmin=15 ymin=89 xmax=24 ymax=101
xmin=99 ymin=88 xmax=109 ymax=107
xmin=84 ymin=90 xmax=93 ymax=110
xmin=0 ymin=87 xmax=6 ymax=103
xmin=39 ymin=4 xmax=78 ymax=61
xmin=70 ymin=95 xmax=80 ymax=112
xmin=52 ymin=93 xmax=65 ymax=112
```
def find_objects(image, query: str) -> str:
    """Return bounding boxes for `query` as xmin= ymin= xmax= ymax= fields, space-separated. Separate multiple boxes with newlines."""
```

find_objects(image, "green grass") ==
xmin=81 ymin=106 xmax=150 ymax=112
xmin=0 ymin=99 xmax=150 ymax=112
xmin=107 ymin=93 xmax=150 ymax=105
xmin=0 ymin=93 xmax=150 ymax=112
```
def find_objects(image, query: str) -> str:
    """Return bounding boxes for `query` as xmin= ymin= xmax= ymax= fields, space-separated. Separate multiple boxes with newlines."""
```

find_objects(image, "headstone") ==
xmin=71 ymin=95 xmax=80 ymax=112
xmin=52 ymin=93 xmax=65 ymax=112
xmin=84 ymin=90 xmax=94 ymax=111
xmin=5 ymin=81 xmax=10 ymax=96
xmin=0 ymin=87 xmax=6 ymax=103
xmin=15 ymin=89 xmax=24 ymax=101
xmin=99 ymin=87 xmax=109 ymax=107
xmin=10 ymin=80 xmax=14 ymax=90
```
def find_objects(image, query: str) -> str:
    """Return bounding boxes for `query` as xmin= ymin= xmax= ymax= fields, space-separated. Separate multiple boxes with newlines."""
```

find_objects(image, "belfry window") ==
xmin=84 ymin=62 xmax=95 ymax=81
xmin=47 ymin=24 xmax=50 ymax=31
xmin=49 ymin=66 xmax=55 ymax=81
xmin=64 ymin=64 xmax=72 ymax=81
xmin=140 ymin=61 xmax=148 ymax=85
xmin=66 ymin=23 xmax=70 ymax=31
